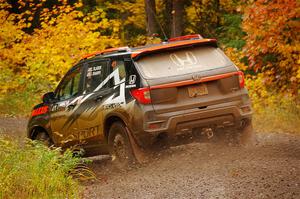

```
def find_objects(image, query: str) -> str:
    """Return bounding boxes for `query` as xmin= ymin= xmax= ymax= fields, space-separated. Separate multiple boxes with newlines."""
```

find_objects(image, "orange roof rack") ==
xmin=81 ymin=46 xmax=130 ymax=60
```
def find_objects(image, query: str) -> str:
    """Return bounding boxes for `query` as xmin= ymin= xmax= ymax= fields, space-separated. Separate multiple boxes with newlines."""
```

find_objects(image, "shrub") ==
xmin=0 ymin=137 xmax=81 ymax=199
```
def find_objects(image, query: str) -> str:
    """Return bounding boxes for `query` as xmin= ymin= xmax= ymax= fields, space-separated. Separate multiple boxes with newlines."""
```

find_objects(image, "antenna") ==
xmin=147 ymin=5 xmax=168 ymax=42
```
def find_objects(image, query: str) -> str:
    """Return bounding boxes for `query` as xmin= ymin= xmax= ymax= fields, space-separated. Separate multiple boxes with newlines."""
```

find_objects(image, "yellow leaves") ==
xmin=77 ymin=11 xmax=84 ymax=18
xmin=74 ymin=2 xmax=83 ymax=8
xmin=64 ymin=5 xmax=72 ymax=13
xmin=224 ymin=47 xmax=247 ymax=70
xmin=24 ymin=10 xmax=31 ymax=15
xmin=242 ymin=0 xmax=299 ymax=95
xmin=0 ymin=0 xmax=122 ymax=95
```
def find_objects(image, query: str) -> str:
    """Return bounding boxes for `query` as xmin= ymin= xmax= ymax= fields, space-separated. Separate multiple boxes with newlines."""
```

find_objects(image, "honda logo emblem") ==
xmin=170 ymin=51 xmax=198 ymax=67
xmin=128 ymin=75 xmax=136 ymax=85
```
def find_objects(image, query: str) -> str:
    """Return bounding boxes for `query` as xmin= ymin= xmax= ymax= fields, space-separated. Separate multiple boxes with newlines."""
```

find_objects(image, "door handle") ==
xmin=67 ymin=103 xmax=76 ymax=111
xmin=95 ymin=95 xmax=103 ymax=102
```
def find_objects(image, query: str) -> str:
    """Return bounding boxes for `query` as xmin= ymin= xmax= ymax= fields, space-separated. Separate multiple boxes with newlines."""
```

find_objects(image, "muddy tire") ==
xmin=108 ymin=122 xmax=136 ymax=169
xmin=34 ymin=131 xmax=52 ymax=147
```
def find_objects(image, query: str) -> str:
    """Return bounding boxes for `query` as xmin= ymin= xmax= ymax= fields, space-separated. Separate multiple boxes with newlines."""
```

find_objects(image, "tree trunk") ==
xmin=145 ymin=0 xmax=158 ymax=36
xmin=171 ymin=0 xmax=184 ymax=37
xmin=163 ymin=0 xmax=172 ymax=38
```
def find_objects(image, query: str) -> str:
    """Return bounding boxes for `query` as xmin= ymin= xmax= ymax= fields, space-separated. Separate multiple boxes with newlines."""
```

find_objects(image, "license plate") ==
xmin=188 ymin=84 xmax=208 ymax=97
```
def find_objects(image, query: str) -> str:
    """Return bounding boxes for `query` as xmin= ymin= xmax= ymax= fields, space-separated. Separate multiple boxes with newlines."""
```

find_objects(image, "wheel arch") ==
xmin=29 ymin=125 xmax=50 ymax=140
xmin=104 ymin=113 xmax=129 ymax=141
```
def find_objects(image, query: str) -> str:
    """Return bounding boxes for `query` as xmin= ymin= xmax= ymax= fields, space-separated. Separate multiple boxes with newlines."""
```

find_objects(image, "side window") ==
xmin=111 ymin=60 xmax=127 ymax=86
xmin=57 ymin=67 xmax=81 ymax=101
xmin=84 ymin=60 xmax=109 ymax=93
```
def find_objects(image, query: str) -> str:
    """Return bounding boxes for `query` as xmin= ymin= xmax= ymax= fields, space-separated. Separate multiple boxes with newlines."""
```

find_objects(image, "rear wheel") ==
xmin=108 ymin=122 xmax=136 ymax=168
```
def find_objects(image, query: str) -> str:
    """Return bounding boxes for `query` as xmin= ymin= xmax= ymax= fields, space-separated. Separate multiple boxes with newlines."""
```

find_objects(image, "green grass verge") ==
xmin=0 ymin=137 xmax=82 ymax=199
xmin=253 ymin=102 xmax=300 ymax=134
xmin=0 ymin=91 xmax=40 ymax=117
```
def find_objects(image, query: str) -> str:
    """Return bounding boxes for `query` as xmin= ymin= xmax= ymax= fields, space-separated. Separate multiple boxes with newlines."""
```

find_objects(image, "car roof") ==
xmin=80 ymin=35 xmax=217 ymax=62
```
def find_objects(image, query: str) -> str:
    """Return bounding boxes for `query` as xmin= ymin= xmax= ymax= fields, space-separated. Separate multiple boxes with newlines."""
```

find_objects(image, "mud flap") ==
xmin=125 ymin=127 xmax=148 ymax=164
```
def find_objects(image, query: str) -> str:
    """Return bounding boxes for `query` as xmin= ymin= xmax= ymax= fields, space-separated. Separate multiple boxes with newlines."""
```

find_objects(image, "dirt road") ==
xmin=1 ymin=117 xmax=299 ymax=198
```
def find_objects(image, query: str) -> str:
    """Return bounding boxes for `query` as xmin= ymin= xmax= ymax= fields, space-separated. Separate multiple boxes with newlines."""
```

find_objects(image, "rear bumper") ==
xmin=134 ymin=101 xmax=252 ymax=147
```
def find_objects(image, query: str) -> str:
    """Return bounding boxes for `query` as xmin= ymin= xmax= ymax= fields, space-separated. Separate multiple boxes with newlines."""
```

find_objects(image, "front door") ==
xmin=50 ymin=66 xmax=83 ymax=147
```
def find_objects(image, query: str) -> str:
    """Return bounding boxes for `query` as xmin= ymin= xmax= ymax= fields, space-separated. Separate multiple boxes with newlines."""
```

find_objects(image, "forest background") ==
xmin=0 ymin=0 xmax=299 ymax=132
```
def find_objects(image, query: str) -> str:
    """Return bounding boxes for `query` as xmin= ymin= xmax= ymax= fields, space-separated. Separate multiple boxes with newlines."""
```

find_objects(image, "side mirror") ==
xmin=42 ymin=92 xmax=55 ymax=103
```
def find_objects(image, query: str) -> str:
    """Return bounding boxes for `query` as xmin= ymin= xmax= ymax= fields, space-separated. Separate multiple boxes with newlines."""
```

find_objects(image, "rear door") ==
xmin=74 ymin=59 xmax=112 ymax=147
xmin=134 ymin=46 xmax=241 ymax=114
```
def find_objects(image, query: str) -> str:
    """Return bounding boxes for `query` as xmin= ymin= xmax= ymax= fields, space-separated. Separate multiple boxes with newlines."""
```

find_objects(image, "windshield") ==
xmin=136 ymin=46 xmax=232 ymax=79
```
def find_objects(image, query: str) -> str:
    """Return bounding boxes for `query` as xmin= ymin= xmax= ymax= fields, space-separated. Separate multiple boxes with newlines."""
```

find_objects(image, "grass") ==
xmin=0 ymin=91 xmax=40 ymax=117
xmin=253 ymin=101 xmax=300 ymax=134
xmin=0 ymin=137 xmax=82 ymax=199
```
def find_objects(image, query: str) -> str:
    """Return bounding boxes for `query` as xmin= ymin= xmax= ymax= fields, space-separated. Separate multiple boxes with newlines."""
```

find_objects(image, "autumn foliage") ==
xmin=243 ymin=0 xmax=300 ymax=96
xmin=0 ymin=0 xmax=299 ymax=122
xmin=0 ymin=0 xmax=121 ymax=95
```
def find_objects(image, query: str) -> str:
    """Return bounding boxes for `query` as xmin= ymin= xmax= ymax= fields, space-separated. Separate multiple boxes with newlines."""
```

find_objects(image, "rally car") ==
xmin=27 ymin=34 xmax=255 ymax=166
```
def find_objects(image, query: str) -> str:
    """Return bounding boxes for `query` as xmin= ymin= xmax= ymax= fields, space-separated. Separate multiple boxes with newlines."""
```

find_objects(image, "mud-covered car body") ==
xmin=27 ymin=35 xmax=252 ymax=156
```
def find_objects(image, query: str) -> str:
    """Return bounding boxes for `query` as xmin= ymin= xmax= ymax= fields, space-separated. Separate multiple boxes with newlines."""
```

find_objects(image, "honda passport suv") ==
xmin=27 ymin=34 xmax=254 ymax=165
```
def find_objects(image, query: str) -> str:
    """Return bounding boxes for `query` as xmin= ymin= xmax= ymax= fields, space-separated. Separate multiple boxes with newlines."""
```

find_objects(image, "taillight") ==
xmin=130 ymin=87 xmax=151 ymax=104
xmin=237 ymin=71 xmax=245 ymax=88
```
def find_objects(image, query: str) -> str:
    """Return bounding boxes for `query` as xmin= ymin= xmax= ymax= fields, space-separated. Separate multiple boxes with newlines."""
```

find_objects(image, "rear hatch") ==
xmin=134 ymin=45 xmax=242 ymax=114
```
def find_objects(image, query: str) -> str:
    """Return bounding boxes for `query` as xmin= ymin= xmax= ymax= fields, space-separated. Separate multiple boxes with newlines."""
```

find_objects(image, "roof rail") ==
xmin=168 ymin=34 xmax=203 ymax=42
xmin=81 ymin=46 xmax=130 ymax=60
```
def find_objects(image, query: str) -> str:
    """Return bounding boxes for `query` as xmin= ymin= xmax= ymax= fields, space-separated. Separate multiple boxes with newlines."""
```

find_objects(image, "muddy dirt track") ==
xmin=1 ymin=117 xmax=299 ymax=199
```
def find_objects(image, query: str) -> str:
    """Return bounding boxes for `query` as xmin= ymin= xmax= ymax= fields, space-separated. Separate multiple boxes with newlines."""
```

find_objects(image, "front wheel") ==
xmin=108 ymin=122 xmax=136 ymax=168
xmin=34 ymin=131 xmax=52 ymax=147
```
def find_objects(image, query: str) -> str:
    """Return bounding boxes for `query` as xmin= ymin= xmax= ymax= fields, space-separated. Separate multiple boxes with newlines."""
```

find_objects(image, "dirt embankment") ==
xmin=1 ymin=117 xmax=299 ymax=199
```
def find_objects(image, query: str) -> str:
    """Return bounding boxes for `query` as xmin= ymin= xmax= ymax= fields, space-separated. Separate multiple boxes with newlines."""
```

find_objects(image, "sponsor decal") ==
xmin=128 ymin=75 xmax=137 ymax=85
xmin=125 ymin=84 xmax=136 ymax=88
xmin=103 ymin=102 xmax=122 ymax=110
xmin=77 ymin=126 xmax=99 ymax=140
xmin=32 ymin=105 xmax=49 ymax=116
xmin=62 ymin=126 xmax=99 ymax=143
xmin=61 ymin=67 xmax=126 ymax=130
xmin=87 ymin=65 xmax=102 ymax=76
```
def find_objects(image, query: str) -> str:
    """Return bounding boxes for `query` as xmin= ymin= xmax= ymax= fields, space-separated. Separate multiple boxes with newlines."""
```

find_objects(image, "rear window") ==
xmin=136 ymin=46 xmax=232 ymax=79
